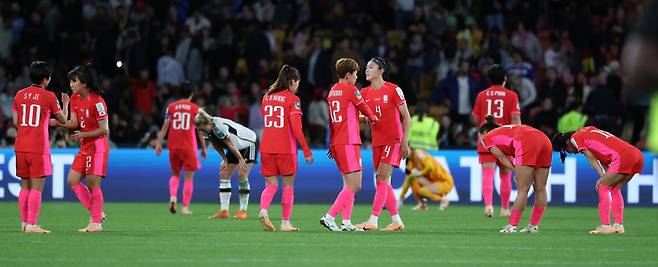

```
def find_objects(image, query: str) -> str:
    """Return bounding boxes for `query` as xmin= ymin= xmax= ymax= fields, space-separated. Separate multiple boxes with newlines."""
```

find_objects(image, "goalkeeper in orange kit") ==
xmin=399 ymin=148 xmax=454 ymax=211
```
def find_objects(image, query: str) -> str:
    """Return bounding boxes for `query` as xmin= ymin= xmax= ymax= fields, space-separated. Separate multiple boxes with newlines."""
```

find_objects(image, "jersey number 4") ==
xmin=19 ymin=104 xmax=41 ymax=127
xmin=264 ymin=105 xmax=284 ymax=128
xmin=486 ymin=99 xmax=504 ymax=118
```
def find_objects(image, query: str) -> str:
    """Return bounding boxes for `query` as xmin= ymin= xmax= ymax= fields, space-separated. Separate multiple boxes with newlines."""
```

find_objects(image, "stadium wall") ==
xmin=0 ymin=148 xmax=656 ymax=206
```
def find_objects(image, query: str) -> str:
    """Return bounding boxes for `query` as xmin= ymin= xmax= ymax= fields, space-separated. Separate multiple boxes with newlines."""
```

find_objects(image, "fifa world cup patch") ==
xmin=96 ymin=103 xmax=106 ymax=116
xmin=396 ymin=87 xmax=405 ymax=100
xmin=295 ymin=101 xmax=301 ymax=110
xmin=355 ymin=90 xmax=362 ymax=99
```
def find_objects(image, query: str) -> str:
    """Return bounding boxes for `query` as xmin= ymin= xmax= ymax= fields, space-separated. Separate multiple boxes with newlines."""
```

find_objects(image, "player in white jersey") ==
xmin=195 ymin=109 xmax=255 ymax=219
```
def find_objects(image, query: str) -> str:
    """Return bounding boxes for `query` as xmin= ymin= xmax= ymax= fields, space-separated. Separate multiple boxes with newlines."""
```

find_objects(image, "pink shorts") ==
xmin=331 ymin=144 xmax=362 ymax=174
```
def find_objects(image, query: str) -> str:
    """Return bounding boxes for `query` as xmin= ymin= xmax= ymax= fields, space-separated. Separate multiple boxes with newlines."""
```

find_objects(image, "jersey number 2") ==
xmin=486 ymin=99 xmax=504 ymax=118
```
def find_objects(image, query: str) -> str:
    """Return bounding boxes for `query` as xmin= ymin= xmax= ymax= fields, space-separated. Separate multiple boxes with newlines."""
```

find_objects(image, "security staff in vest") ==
xmin=409 ymin=102 xmax=440 ymax=150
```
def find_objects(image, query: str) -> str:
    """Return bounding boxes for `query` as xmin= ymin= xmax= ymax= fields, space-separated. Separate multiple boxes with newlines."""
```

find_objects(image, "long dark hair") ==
xmin=370 ymin=57 xmax=389 ymax=79
xmin=267 ymin=65 xmax=300 ymax=95
xmin=551 ymin=131 xmax=575 ymax=163
xmin=67 ymin=63 xmax=102 ymax=94
xmin=478 ymin=115 xmax=500 ymax=134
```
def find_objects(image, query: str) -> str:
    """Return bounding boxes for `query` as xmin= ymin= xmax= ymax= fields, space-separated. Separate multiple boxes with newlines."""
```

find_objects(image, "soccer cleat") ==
xmin=319 ymin=216 xmax=342 ymax=232
xmin=355 ymin=221 xmax=378 ymax=231
xmin=484 ymin=206 xmax=494 ymax=218
xmin=341 ymin=223 xmax=365 ymax=232
xmin=180 ymin=207 xmax=193 ymax=215
xmin=88 ymin=212 xmax=109 ymax=224
xmin=590 ymin=225 xmax=613 ymax=234
xmin=613 ymin=224 xmax=625 ymax=234
xmin=209 ymin=210 xmax=230 ymax=219
xmin=412 ymin=203 xmax=428 ymax=211
xmin=519 ymin=224 xmax=539 ymax=233
xmin=279 ymin=224 xmax=300 ymax=232
xmin=500 ymin=208 xmax=511 ymax=217
xmin=439 ymin=198 xmax=450 ymax=211
xmin=258 ymin=214 xmax=276 ymax=232
xmin=24 ymin=225 xmax=51 ymax=234
xmin=380 ymin=223 xmax=405 ymax=231
xmin=499 ymin=224 xmax=517 ymax=233
xmin=169 ymin=198 xmax=177 ymax=214
xmin=234 ymin=210 xmax=248 ymax=219
xmin=79 ymin=223 xmax=103 ymax=233
xmin=21 ymin=222 xmax=26 ymax=232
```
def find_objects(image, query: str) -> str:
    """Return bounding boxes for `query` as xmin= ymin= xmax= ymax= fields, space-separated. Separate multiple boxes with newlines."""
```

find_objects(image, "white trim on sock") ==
xmin=391 ymin=214 xmax=403 ymax=224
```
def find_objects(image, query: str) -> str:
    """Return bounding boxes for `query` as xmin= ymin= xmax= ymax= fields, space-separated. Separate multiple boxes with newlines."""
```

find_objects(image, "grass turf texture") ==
xmin=1 ymin=203 xmax=657 ymax=267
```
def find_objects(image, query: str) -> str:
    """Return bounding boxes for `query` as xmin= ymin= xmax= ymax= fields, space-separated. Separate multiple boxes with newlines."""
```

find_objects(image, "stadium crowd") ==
xmin=0 ymin=0 xmax=650 ymax=149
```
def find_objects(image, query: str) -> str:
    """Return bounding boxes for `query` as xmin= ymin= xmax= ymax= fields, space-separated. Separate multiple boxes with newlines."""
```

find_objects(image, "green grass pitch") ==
xmin=1 ymin=202 xmax=657 ymax=267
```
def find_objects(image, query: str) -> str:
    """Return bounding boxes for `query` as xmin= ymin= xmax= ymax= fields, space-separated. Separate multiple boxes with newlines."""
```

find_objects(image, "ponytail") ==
xmin=551 ymin=132 xmax=575 ymax=163
xmin=268 ymin=65 xmax=300 ymax=95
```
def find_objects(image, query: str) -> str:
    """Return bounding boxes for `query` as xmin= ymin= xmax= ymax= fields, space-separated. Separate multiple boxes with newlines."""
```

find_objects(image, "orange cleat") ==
xmin=380 ymin=223 xmax=405 ymax=232
xmin=209 ymin=210 xmax=230 ymax=219
xmin=590 ymin=225 xmax=613 ymax=234
xmin=258 ymin=214 xmax=276 ymax=232
xmin=280 ymin=225 xmax=300 ymax=232
xmin=24 ymin=225 xmax=51 ymax=234
xmin=233 ymin=210 xmax=248 ymax=219
xmin=355 ymin=222 xmax=378 ymax=231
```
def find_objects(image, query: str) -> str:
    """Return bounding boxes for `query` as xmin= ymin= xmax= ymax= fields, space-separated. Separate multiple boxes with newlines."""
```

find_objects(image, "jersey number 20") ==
xmin=172 ymin=112 xmax=191 ymax=130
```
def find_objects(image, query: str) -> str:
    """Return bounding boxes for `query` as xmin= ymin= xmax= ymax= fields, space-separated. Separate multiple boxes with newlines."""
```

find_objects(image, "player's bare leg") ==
xmin=181 ymin=171 xmax=195 ymax=215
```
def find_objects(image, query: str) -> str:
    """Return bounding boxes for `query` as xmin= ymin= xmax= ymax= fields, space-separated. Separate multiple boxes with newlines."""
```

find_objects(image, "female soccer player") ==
xmin=57 ymin=64 xmax=110 ymax=232
xmin=471 ymin=64 xmax=521 ymax=217
xmin=552 ymin=126 xmax=644 ymax=234
xmin=14 ymin=61 xmax=68 ymax=233
xmin=399 ymin=148 xmax=454 ymax=211
xmin=155 ymin=81 xmax=206 ymax=215
xmin=320 ymin=58 xmax=379 ymax=232
xmin=258 ymin=65 xmax=314 ymax=232
xmin=355 ymin=57 xmax=410 ymax=231
xmin=194 ymin=109 xmax=255 ymax=220
xmin=479 ymin=116 xmax=551 ymax=233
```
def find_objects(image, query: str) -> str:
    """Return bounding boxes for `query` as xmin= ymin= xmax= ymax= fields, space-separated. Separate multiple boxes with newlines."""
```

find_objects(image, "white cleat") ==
xmin=499 ymin=224 xmax=517 ymax=233
xmin=341 ymin=223 xmax=365 ymax=232
xmin=484 ymin=206 xmax=494 ymax=218
xmin=519 ymin=224 xmax=539 ymax=233
xmin=319 ymin=216 xmax=342 ymax=232
xmin=612 ymin=223 xmax=625 ymax=234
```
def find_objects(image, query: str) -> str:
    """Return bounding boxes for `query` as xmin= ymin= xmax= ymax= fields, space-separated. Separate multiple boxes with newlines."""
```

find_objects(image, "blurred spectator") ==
xmin=131 ymin=68 xmax=157 ymax=115
xmin=557 ymin=102 xmax=588 ymax=133
xmin=510 ymin=22 xmax=542 ymax=64
xmin=307 ymin=88 xmax=329 ymax=148
xmin=505 ymin=49 xmax=534 ymax=81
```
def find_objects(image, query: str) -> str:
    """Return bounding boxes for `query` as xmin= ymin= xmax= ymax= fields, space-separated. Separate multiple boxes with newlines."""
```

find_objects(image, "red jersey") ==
xmin=361 ymin=81 xmax=406 ymax=146
xmin=481 ymin=125 xmax=542 ymax=156
xmin=570 ymin=126 xmax=638 ymax=166
xmin=70 ymin=92 xmax=110 ymax=152
xmin=327 ymin=82 xmax=367 ymax=145
xmin=12 ymin=86 xmax=62 ymax=154
xmin=165 ymin=99 xmax=200 ymax=151
xmin=260 ymin=90 xmax=311 ymax=156
xmin=472 ymin=85 xmax=521 ymax=152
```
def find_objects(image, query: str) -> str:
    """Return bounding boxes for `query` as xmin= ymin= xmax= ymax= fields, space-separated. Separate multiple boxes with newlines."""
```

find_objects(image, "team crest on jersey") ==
xmin=355 ymin=90 xmax=362 ymax=99
xmin=295 ymin=101 xmax=301 ymax=110
xmin=96 ymin=103 xmax=106 ymax=116
xmin=395 ymin=87 xmax=405 ymax=100
xmin=383 ymin=95 xmax=389 ymax=103
xmin=85 ymin=109 xmax=89 ymax=117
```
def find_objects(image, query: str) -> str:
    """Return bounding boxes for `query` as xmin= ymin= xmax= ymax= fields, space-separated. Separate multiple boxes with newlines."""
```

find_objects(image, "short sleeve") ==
xmin=349 ymin=86 xmax=365 ymax=106
xmin=481 ymin=134 xmax=495 ymax=150
xmin=510 ymin=92 xmax=521 ymax=114
xmin=471 ymin=94 xmax=481 ymax=117
xmin=570 ymin=133 xmax=587 ymax=152
xmin=12 ymin=95 xmax=18 ymax=112
xmin=212 ymin=120 xmax=229 ymax=140
xmin=94 ymin=99 xmax=108 ymax=121
xmin=393 ymin=86 xmax=406 ymax=106
xmin=290 ymin=96 xmax=303 ymax=115
xmin=49 ymin=93 xmax=62 ymax=115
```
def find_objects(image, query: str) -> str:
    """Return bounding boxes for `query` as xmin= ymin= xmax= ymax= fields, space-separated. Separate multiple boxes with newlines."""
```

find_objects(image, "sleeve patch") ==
xmin=395 ymin=87 xmax=405 ymax=100
xmin=96 ymin=102 xmax=106 ymax=116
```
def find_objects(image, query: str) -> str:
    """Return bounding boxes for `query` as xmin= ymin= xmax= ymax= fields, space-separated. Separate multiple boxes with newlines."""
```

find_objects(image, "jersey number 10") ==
xmin=486 ymin=99 xmax=504 ymax=118
xmin=20 ymin=104 xmax=42 ymax=127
